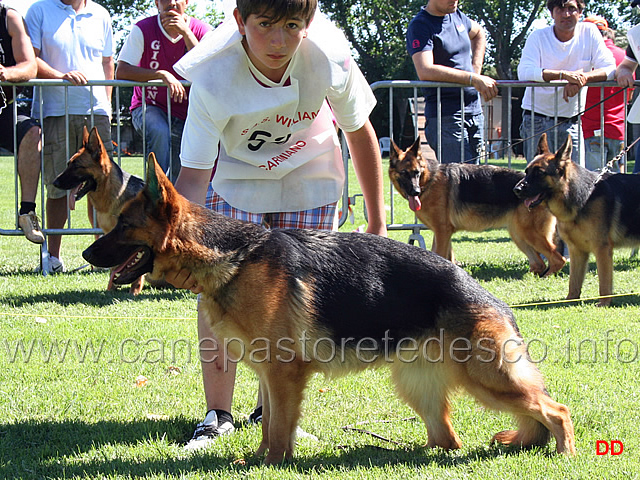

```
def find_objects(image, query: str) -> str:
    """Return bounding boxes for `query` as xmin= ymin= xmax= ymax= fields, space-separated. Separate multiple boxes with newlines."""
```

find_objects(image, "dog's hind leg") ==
xmin=462 ymin=323 xmax=575 ymax=454
xmin=509 ymin=231 xmax=546 ymax=275
xmin=391 ymin=362 xmax=462 ymax=450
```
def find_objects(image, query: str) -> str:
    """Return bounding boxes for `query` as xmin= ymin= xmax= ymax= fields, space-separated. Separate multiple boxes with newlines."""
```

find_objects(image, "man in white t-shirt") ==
xmin=518 ymin=0 xmax=615 ymax=165
xmin=165 ymin=0 xmax=387 ymax=451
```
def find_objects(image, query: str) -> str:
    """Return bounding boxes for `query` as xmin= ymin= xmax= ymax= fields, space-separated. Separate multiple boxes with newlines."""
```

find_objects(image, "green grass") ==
xmin=1 ymin=154 xmax=640 ymax=479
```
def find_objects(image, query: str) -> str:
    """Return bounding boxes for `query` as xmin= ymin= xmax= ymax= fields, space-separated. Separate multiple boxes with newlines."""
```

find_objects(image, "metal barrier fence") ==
xmin=371 ymin=79 xmax=635 ymax=247
xmin=1 ymin=79 xmax=635 ymax=268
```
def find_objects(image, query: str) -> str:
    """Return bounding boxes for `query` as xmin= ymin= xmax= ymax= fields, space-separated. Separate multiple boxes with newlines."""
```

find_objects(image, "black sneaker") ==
xmin=183 ymin=409 xmax=234 ymax=451
xmin=247 ymin=406 xmax=262 ymax=424
xmin=247 ymin=406 xmax=318 ymax=441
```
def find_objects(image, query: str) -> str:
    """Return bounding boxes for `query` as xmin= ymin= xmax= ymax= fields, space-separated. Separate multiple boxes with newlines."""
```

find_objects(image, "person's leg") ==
xmin=41 ymin=116 xmax=71 ymax=265
xmin=16 ymin=119 xmax=44 ymax=244
xmin=426 ymin=113 xmax=469 ymax=164
xmin=465 ymin=111 xmax=484 ymax=165
xmin=169 ymin=116 xmax=185 ymax=183
xmin=185 ymin=187 xmax=264 ymax=450
xmin=17 ymin=119 xmax=42 ymax=206
xmin=132 ymin=105 xmax=171 ymax=174
xmin=584 ymin=135 xmax=603 ymax=171
xmin=520 ymin=114 xmax=554 ymax=163
xmin=604 ymin=138 xmax=624 ymax=173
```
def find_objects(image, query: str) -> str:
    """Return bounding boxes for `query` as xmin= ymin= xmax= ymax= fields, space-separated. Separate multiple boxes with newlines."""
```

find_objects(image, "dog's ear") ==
xmin=88 ymin=126 xmax=104 ymax=157
xmin=145 ymin=152 xmax=182 ymax=251
xmin=409 ymin=136 xmax=421 ymax=157
xmin=554 ymin=134 xmax=573 ymax=172
xmin=145 ymin=152 xmax=169 ymax=206
xmin=82 ymin=126 xmax=90 ymax=147
xmin=535 ymin=133 xmax=550 ymax=156
xmin=389 ymin=138 xmax=402 ymax=166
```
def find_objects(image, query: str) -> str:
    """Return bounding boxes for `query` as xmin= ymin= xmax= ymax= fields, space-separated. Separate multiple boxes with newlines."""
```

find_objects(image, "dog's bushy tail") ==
xmin=491 ymin=416 xmax=550 ymax=449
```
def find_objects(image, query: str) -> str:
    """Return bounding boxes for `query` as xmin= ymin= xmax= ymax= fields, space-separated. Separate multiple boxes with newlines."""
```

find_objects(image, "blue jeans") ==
xmin=131 ymin=105 xmax=184 ymax=183
xmin=425 ymin=111 xmax=484 ymax=164
xmin=584 ymin=136 xmax=623 ymax=172
xmin=520 ymin=112 xmax=583 ymax=165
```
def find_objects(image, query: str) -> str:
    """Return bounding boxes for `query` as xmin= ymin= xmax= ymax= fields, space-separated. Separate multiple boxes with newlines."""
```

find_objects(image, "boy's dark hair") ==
xmin=546 ymin=0 xmax=585 ymax=12
xmin=236 ymin=0 xmax=317 ymax=25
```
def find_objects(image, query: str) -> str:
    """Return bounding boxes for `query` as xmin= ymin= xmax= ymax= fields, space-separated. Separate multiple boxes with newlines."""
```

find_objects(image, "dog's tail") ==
xmin=491 ymin=415 xmax=550 ymax=449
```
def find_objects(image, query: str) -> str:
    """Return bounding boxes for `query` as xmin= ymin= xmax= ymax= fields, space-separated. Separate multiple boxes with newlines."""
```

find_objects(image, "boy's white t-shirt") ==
xmin=174 ymin=14 xmax=376 ymax=213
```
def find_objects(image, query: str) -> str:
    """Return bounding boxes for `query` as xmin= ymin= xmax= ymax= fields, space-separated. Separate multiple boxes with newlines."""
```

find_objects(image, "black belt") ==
xmin=522 ymin=109 xmax=578 ymax=124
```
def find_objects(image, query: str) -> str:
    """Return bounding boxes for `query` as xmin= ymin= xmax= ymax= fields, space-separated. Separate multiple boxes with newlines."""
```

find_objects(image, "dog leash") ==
xmin=592 ymin=135 xmax=640 ymax=184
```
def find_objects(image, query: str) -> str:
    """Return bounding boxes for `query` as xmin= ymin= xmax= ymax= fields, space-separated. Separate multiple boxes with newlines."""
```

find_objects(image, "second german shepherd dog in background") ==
xmin=388 ymin=138 xmax=565 ymax=276
xmin=53 ymin=126 xmax=146 ymax=294
xmin=514 ymin=133 xmax=640 ymax=306
xmin=82 ymin=154 xmax=575 ymax=464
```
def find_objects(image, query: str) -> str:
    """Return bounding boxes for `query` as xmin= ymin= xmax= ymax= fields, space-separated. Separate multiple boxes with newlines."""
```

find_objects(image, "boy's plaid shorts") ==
xmin=205 ymin=186 xmax=337 ymax=231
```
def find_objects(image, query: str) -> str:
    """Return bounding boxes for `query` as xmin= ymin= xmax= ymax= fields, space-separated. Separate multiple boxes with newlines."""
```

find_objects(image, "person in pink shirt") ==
xmin=116 ymin=0 xmax=211 ymax=182
xmin=582 ymin=16 xmax=628 ymax=172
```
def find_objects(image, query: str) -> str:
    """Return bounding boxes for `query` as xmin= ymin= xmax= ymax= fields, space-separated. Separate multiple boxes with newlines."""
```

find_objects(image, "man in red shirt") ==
xmin=582 ymin=16 xmax=628 ymax=172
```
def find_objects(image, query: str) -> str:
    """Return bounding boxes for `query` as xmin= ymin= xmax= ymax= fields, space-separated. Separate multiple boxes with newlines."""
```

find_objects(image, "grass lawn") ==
xmin=1 ymin=154 xmax=639 ymax=479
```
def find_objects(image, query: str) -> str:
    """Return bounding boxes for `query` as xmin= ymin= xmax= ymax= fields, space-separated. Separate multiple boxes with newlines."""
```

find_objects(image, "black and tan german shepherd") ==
xmin=389 ymin=138 xmax=565 ymax=276
xmin=82 ymin=154 xmax=575 ymax=463
xmin=514 ymin=133 xmax=640 ymax=306
xmin=53 ymin=126 xmax=146 ymax=294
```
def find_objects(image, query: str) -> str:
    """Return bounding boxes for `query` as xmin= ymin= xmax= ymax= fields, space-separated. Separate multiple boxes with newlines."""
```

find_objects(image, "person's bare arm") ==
xmin=412 ymin=20 xmax=497 ymax=102
xmin=343 ymin=120 xmax=387 ymax=237
xmin=160 ymin=10 xmax=199 ymax=50
xmin=102 ymin=55 xmax=114 ymax=102
xmin=33 ymin=47 xmax=88 ymax=84
xmin=617 ymin=58 xmax=638 ymax=88
xmin=0 ymin=9 xmax=37 ymax=82
xmin=116 ymin=61 xmax=186 ymax=103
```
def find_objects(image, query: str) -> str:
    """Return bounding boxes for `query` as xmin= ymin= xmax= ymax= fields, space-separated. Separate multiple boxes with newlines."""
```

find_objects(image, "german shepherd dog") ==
xmin=82 ymin=154 xmax=575 ymax=463
xmin=53 ymin=126 xmax=146 ymax=294
xmin=514 ymin=133 xmax=640 ymax=306
xmin=389 ymin=138 xmax=565 ymax=276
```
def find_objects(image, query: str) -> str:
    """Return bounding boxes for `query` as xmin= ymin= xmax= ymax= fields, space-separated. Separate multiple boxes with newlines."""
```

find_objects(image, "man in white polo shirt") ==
xmin=25 ymin=0 xmax=114 ymax=272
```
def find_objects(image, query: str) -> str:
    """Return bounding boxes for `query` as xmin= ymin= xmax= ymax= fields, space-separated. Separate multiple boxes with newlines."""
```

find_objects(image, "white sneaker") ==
xmin=183 ymin=410 xmax=235 ymax=451
xmin=34 ymin=255 xmax=65 ymax=274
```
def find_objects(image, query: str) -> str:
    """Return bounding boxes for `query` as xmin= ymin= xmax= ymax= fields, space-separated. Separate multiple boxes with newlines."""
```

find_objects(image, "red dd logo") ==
xmin=596 ymin=440 xmax=624 ymax=455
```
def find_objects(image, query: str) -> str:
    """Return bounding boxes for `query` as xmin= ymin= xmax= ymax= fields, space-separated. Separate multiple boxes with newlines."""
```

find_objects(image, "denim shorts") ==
xmin=520 ymin=112 xmax=583 ymax=164
xmin=424 ymin=111 xmax=484 ymax=164
xmin=584 ymin=135 xmax=623 ymax=171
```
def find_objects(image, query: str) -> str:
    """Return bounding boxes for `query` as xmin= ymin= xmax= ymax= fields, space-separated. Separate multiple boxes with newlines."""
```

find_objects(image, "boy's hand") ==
xmin=165 ymin=268 xmax=203 ymax=294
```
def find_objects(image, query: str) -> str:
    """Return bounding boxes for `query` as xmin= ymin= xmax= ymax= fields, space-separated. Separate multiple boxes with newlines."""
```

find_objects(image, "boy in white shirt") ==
xmin=165 ymin=0 xmax=387 ymax=450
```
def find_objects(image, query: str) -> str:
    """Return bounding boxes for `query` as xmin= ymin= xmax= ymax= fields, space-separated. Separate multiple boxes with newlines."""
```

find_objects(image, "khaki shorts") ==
xmin=43 ymin=115 xmax=113 ymax=199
